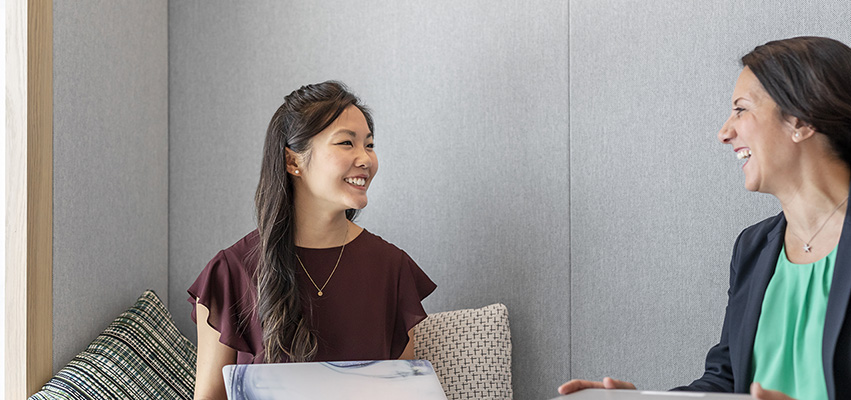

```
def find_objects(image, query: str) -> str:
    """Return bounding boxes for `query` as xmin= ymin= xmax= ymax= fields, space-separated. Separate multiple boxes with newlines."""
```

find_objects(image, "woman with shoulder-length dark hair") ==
xmin=188 ymin=81 xmax=436 ymax=399
xmin=559 ymin=36 xmax=851 ymax=400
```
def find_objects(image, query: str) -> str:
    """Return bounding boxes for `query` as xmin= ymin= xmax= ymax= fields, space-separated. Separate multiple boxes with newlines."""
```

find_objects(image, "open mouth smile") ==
xmin=344 ymin=177 xmax=366 ymax=187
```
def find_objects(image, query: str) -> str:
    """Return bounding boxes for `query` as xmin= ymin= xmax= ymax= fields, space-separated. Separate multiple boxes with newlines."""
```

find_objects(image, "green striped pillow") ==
xmin=30 ymin=290 xmax=197 ymax=400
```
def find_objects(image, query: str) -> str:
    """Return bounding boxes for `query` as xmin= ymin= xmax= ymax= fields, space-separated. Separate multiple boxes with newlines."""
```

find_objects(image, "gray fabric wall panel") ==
xmin=570 ymin=0 xmax=851 ymax=391
xmin=169 ymin=2 xmax=568 ymax=399
xmin=53 ymin=1 xmax=168 ymax=372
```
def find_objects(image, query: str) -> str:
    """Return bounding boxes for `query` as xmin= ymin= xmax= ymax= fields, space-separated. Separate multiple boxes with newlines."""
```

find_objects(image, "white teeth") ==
xmin=736 ymin=149 xmax=752 ymax=160
xmin=345 ymin=178 xmax=366 ymax=186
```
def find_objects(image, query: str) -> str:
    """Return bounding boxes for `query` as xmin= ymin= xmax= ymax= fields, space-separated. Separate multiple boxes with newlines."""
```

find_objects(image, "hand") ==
xmin=750 ymin=382 xmax=795 ymax=400
xmin=558 ymin=377 xmax=636 ymax=395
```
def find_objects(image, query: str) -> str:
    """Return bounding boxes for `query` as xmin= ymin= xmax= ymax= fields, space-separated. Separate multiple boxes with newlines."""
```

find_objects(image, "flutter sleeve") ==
xmin=390 ymin=253 xmax=437 ymax=358
xmin=187 ymin=250 xmax=255 ymax=354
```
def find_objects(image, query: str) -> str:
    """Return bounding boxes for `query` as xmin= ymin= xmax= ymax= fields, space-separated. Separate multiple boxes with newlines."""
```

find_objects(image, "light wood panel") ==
xmin=6 ymin=0 xmax=53 ymax=397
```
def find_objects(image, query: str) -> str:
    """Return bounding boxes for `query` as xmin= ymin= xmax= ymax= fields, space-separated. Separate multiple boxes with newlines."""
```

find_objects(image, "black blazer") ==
xmin=675 ymin=202 xmax=851 ymax=400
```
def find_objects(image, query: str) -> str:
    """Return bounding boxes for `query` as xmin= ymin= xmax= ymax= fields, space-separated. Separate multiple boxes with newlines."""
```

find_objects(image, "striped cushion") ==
xmin=30 ymin=290 xmax=197 ymax=400
xmin=413 ymin=303 xmax=513 ymax=400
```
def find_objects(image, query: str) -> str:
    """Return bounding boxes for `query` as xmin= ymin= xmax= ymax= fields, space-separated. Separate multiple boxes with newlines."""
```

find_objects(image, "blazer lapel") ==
xmin=822 ymin=189 xmax=851 ymax=399
xmin=734 ymin=215 xmax=785 ymax=393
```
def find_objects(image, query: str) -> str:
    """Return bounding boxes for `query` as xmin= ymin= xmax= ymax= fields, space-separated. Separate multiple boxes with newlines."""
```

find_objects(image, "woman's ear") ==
xmin=791 ymin=119 xmax=817 ymax=143
xmin=285 ymin=147 xmax=301 ymax=176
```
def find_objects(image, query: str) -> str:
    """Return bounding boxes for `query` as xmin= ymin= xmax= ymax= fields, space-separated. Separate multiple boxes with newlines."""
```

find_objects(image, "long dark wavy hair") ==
xmin=742 ymin=36 xmax=851 ymax=167
xmin=255 ymin=81 xmax=374 ymax=363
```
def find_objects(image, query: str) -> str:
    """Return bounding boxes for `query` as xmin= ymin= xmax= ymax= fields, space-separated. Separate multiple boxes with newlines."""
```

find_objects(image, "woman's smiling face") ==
xmin=718 ymin=66 xmax=798 ymax=194
xmin=290 ymin=105 xmax=378 ymax=212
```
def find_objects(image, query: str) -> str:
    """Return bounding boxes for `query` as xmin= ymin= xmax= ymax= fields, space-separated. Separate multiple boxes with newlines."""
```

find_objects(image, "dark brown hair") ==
xmin=255 ymin=81 xmax=373 ymax=362
xmin=742 ymin=36 xmax=851 ymax=166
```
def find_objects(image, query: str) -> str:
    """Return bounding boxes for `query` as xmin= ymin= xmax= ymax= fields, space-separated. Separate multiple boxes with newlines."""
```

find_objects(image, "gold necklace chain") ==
xmin=296 ymin=225 xmax=348 ymax=296
xmin=789 ymin=196 xmax=848 ymax=253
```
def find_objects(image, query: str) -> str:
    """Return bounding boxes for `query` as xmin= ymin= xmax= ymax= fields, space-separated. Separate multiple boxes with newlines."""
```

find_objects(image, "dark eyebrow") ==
xmin=733 ymin=96 xmax=754 ymax=106
xmin=333 ymin=129 xmax=373 ymax=139
xmin=333 ymin=129 xmax=356 ymax=138
xmin=733 ymin=97 xmax=744 ymax=106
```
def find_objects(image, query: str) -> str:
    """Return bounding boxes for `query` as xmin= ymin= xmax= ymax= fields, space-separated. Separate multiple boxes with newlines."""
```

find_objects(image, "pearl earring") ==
xmin=294 ymin=169 xmax=300 ymax=174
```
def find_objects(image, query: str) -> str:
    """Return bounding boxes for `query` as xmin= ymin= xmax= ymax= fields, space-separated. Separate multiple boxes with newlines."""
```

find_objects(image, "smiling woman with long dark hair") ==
xmin=188 ymin=81 xmax=436 ymax=399
xmin=558 ymin=36 xmax=851 ymax=400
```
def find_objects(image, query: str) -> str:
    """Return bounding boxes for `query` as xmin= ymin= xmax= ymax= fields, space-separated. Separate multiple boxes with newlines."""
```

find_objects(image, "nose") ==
xmin=718 ymin=115 xmax=735 ymax=144
xmin=355 ymin=146 xmax=372 ymax=169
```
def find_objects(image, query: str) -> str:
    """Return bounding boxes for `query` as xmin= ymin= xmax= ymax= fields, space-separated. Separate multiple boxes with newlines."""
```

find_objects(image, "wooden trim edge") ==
xmin=6 ymin=0 xmax=53 ymax=397
xmin=27 ymin=0 xmax=53 ymax=395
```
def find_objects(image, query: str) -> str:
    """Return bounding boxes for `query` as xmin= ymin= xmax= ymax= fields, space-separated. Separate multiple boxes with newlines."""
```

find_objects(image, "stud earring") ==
xmin=294 ymin=169 xmax=300 ymax=174
xmin=794 ymin=132 xmax=800 ymax=137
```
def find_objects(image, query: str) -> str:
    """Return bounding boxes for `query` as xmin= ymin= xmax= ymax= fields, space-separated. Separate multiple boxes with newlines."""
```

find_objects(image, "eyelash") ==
xmin=734 ymin=107 xmax=745 ymax=115
xmin=336 ymin=140 xmax=375 ymax=149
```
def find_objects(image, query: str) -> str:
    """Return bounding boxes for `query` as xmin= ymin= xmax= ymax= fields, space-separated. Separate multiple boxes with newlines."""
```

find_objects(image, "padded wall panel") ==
xmin=168 ymin=2 xmax=568 ymax=399
xmin=53 ymin=0 xmax=169 ymax=372
xmin=569 ymin=0 xmax=851 ymax=390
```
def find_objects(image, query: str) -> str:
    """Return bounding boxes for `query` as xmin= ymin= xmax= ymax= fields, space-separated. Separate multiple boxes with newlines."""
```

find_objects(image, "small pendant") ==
xmin=317 ymin=291 xmax=323 ymax=296
xmin=803 ymin=244 xmax=812 ymax=253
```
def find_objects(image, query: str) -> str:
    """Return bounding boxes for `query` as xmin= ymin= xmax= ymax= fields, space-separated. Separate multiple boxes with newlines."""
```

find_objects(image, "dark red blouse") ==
xmin=187 ymin=229 xmax=436 ymax=364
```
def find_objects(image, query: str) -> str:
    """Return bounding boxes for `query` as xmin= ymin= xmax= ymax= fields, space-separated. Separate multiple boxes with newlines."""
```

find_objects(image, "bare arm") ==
xmin=194 ymin=300 xmax=237 ymax=400
xmin=399 ymin=329 xmax=416 ymax=360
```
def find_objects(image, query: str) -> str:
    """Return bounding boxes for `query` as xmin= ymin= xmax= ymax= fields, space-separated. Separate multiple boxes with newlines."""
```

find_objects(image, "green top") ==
xmin=751 ymin=244 xmax=837 ymax=399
